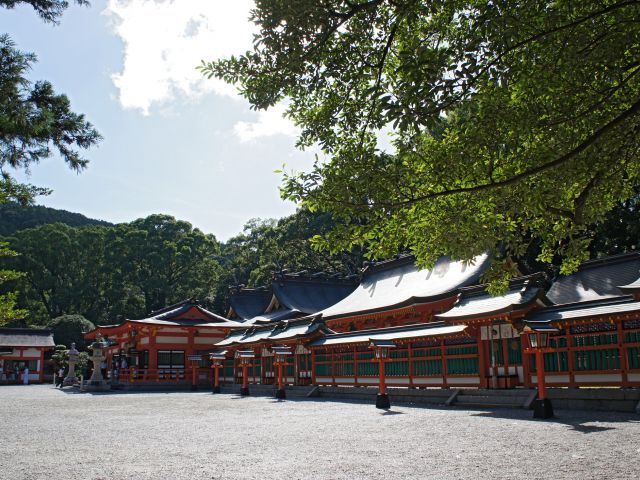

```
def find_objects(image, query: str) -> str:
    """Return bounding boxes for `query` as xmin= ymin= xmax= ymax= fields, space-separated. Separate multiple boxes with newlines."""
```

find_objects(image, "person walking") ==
xmin=56 ymin=367 xmax=65 ymax=388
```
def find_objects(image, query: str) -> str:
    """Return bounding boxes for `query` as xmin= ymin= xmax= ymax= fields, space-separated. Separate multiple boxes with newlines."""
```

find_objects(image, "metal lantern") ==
xmin=236 ymin=350 xmax=255 ymax=366
xmin=209 ymin=351 xmax=227 ymax=367
xmin=369 ymin=339 xmax=396 ymax=360
xmin=272 ymin=345 xmax=292 ymax=364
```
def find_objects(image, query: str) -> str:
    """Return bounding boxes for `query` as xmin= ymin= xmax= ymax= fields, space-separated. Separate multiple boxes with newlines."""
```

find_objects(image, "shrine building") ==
xmin=0 ymin=328 xmax=55 ymax=383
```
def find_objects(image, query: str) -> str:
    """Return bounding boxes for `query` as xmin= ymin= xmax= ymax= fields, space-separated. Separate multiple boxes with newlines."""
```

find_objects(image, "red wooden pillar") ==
xmin=353 ymin=346 xmax=358 ymax=386
xmin=277 ymin=361 xmax=283 ymax=391
xmin=522 ymin=339 xmax=532 ymax=388
xmin=617 ymin=321 xmax=628 ymax=387
xmin=331 ymin=349 xmax=336 ymax=386
xmin=408 ymin=343 xmax=414 ymax=388
xmin=477 ymin=328 xmax=488 ymax=388
xmin=441 ymin=341 xmax=448 ymax=388
xmin=242 ymin=363 xmax=249 ymax=390
xmin=566 ymin=329 xmax=576 ymax=387
xmin=502 ymin=336 xmax=510 ymax=388
xmin=535 ymin=350 xmax=547 ymax=400
xmin=311 ymin=349 xmax=317 ymax=385
xmin=39 ymin=348 xmax=45 ymax=383
xmin=378 ymin=359 xmax=386 ymax=395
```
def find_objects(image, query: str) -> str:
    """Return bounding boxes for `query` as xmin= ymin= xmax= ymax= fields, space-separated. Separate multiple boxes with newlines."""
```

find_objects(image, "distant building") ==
xmin=0 ymin=328 xmax=55 ymax=383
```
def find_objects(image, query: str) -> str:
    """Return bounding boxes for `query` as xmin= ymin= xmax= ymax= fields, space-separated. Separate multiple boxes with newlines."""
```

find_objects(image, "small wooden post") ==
xmin=187 ymin=355 xmax=202 ymax=391
xmin=370 ymin=339 xmax=396 ymax=409
xmin=209 ymin=351 xmax=226 ymax=394
xmin=272 ymin=346 xmax=292 ymax=400
xmin=236 ymin=350 xmax=255 ymax=396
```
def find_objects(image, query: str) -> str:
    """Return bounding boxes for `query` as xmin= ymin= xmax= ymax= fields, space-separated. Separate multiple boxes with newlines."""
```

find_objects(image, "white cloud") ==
xmin=233 ymin=104 xmax=300 ymax=142
xmin=104 ymin=0 xmax=255 ymax=114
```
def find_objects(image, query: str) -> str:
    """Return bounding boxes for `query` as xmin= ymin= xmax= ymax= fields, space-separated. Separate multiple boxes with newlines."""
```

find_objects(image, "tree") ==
xmin=46 ymin=314 xmax=95 ymax=350
xmin=1 ymin=1 xmax=100 ymax=204
xmin=1 ymin=1 xmax=88 ymax=24
xmin=212 ymin=209 xmax=364 ymax=312
xmin=202 ymin=1 xmax=640 ymax=288
xmin=0 ymin=241 xmax=27 ymax=325
xmin=1 ymin=215 xmax=226 ymax=325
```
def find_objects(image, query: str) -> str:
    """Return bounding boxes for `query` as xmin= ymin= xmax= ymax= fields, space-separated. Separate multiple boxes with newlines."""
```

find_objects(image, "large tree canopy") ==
xmin=202 ymin=0 xmax=640 ymax=288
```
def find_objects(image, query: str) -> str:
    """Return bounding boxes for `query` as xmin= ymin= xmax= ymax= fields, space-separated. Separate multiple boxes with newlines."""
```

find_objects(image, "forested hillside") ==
xmin=0 ymin=208 xmax=364 ymax=327
xmin=0 ymin=202 xmax=112 ymax=235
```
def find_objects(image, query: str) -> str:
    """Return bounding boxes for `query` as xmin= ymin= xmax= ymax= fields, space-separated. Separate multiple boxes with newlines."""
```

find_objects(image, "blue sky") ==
xmin=4 ymin=0 xmax=316 ymax=241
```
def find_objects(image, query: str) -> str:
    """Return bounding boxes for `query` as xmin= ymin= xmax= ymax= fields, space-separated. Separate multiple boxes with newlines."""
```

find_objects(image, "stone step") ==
xmin=455 ymin=395 xmax=525 ymax=407
xmin=460 ymin=389 xmax=534 ymax=397
xmin=227 ymin=384 xmax=315 ymax=397
xmin=453 ymin=402 xmax=524 ymax=409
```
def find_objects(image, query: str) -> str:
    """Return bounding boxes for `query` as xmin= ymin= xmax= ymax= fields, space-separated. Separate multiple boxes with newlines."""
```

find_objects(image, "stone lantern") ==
xmin=63 ymin=343 xmax=79 ymax=387
xmin=84 ymin=334 xmax=110 ymax=391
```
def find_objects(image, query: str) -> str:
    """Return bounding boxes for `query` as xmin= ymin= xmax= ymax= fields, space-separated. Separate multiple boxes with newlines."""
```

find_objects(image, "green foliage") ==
xmin=1 ymin=215 xmax=224 ymax=325
xmin=0 ymin=201 xmax=112 ymax=235
xmin=0 ymin=2 xmax=100 ymax=205
xmin=0 ymin=241 xmax=26 ymax=325
xmin=1 ymin=208 xmax=363 ymax=324
xmin=46 ymin=314 xmax=95 ymax=350
xmin=212 ymin=209 xmax=364 ymax=312
xmin=203 ymin=0 xmax=640 ymax=289
xmin=0 ymin=1 xmax=88 ymax=24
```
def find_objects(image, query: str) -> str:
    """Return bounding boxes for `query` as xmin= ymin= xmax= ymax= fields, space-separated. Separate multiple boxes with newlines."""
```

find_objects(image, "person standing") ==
xmin=23 ymin=366 xmax=29 ymax=385
xmin=56 ymin=367 xmax=65 ymax=388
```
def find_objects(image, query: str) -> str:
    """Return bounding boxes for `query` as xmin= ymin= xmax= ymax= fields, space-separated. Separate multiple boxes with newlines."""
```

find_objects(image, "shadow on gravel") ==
xmin=379 ymin=409 xmax=404 ymax=416
xmin=468 ymin=410 xmax=640 ymax=434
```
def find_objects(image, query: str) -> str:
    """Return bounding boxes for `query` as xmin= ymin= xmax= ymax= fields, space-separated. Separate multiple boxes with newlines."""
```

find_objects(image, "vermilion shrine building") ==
xmin=86 ymin=252 xmax=640 ymax=391
xmin=0 ymin=328 xmax=55 ymax=383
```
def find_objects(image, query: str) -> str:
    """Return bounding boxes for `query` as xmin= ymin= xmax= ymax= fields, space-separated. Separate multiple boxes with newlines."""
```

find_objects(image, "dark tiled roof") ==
xmin=228 ymin=288 xmax=272 ymax=320
xmin=436 ymin=275 xmax=546 ymax=321
xmin=546 ymin=253 xmax=640 ymax=305
xmin=249 ymin=308 xmax=301 ymax=324
xmin=310 ymin=321 xmax=467 ymax=347
xmin=524 ymin=296 xmax=640 ymax=327
xmin=317 ymin=254 xmax=491 ymax=320
xmin=0 ymin=328 xmax=55 ymax=348
xmin=215 ymin=317 xmax=331 ymax=347
xmin=271 ymin=274 xmax=358 ymax=315
xmin=619 ymin=277 xmax=640 ymax=294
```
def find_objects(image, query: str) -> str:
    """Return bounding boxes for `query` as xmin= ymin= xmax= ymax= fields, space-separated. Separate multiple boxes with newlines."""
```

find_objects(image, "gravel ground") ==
xmin=0 ymin=385 xmax=639 ymax=480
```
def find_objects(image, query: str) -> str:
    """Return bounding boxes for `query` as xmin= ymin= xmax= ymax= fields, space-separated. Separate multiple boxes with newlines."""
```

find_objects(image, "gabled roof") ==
xmin=215 ymin=317 xmax=331 ymax=347
xmin=227 ymin=287 xmax=272 ymax=320
xmin=316 ymin=253 xmax=491 ymax=321
xmin=134 ymin=299 xmax=242 ymax=327
xmin=436 ymin=275 xmax=547 ymax=322
xmin=546 ymin=252 xmax=640 ymax=305
xmin=524 ymin=296 xmax=640 ymax=328
xmin=310 ymin=322 xmax=467 ymax=347
xmin=85 ymin=300 xmax=244 ymax=338
xmin=0 ymin=328 xmax=55 ymax=348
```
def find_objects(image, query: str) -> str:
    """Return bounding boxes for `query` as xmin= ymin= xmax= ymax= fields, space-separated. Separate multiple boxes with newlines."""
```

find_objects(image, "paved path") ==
xmin=0 ymin=385 xmax=639 ymax=479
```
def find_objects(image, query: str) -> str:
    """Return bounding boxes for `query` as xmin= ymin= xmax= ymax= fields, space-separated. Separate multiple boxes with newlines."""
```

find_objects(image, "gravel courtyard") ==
xmin=1 ymin=385 xmax=639 ymax=480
